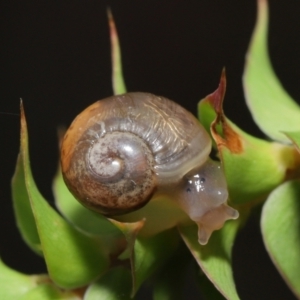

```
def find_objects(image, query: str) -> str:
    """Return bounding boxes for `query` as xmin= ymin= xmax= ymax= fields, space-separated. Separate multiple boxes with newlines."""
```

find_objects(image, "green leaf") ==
xmin=18 ymin=104 xmax=109 ymax=288
xmin=133 ymin=229 xmax=180 ymax=296
xmin=0 ymin=258 xmax=43 ymax=299
xmin=11 ymin=153 xmax=42 ymax=255
xmin=198 ymin=71 xmax=300 ymax=204
xmin=196 ymin=270 xmax=226 ymax=300
xmin=19 ymin=284 xmax=80 ymax=300
xmin=0 ymin=260 xmax=80 ymax=300
xmin=153 ymin=242 xmax=193 ymax=300
xmin=284 ymin=131 xmax=300 ymax=153
xmin=108 ymin=218 xmax=145 ymax=261
xmin=53 ymin=165 xmax=123 ymax=255
xmin=153 ymin=266 xmax=184 ymax=300
xmin=109 ymin=218 xmax=180 ymax=297
xmin=243 ymin=0 xmax=300 ymax=143
xmin=261 ymin=180 xmax=300 ymax=298
xmin=108 ymin=9 xmax=127 ymax=95
xmin=178 ymin=218 xmax=241 ymax=300
xmin=84 ymin=267 xmax=132 ymax=300
xmin=107 ymin=218 xmax=145 ymax=296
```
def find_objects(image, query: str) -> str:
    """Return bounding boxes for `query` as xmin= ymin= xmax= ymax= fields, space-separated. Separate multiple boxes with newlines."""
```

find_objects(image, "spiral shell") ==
xmin=61 ymin=92 xmax=238 ymax=244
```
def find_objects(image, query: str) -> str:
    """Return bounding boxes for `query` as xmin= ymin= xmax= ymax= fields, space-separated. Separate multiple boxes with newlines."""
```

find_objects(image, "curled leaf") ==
xmin=243 ymin=0 xmax=300 ymax=143
xmin=198 ymin=72 xmax=300 ymax=204
xmin=17 ymin=103 xmax=109 ymax=289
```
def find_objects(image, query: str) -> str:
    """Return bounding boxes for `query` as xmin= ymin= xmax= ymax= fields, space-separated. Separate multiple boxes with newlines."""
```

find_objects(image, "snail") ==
xmin=61 ymin=92 xmax=239 ymax=245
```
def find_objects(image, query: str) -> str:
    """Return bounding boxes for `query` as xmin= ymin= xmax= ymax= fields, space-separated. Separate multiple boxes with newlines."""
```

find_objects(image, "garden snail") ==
xmin=61 ymin=92 xmax=239 ymax=245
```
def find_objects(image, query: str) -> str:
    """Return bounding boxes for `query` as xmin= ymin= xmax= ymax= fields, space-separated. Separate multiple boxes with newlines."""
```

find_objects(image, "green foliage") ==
xmin=2 ymin=0 xmax=300 ymax=299
xmin=0 ymin=259 xmax=40 ymax=299
xmin=53 ymin=165 xmax=123 ymax=255
xmin=0 ymin=259 xmax=80 ymax=300
xmin=261 ymin=180 xmax=300 ymax=298
xmin=285 ymin=131 xmax=300 ymax=152
xmin=198 ymin=72 xmax=299 ymax=205
xmin=84 ymin=267 xmax=132 ymax=300
xmin=178 ymin=220 xmax=241 ymax=300
xmin=13 ymin=104 xmax=109 ymax=289
xmin=243 ymin=0 xmax=300 ymax=143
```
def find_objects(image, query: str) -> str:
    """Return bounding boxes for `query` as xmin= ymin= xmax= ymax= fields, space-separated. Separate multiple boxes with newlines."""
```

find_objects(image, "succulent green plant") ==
xmin=1 ymin=0 xmax=300 ymax=299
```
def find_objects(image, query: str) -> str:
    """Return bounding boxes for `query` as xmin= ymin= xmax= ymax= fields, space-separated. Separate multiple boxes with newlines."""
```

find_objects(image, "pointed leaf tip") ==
xmin=14 ymin=104 xmax=109 ymax=288
xmin=107 ymin=218 xmax=145 ymax=296
xmin=11 ymin=103 xmax=42 ymax=255
xmin=198 ymin=72 xmax=300 ymax=204
xmin=205 ymin=69 xmax=226 ymax=115
xmin=201 ymin=71 xmax=243 ymax=154
xmin=243 ymin=0 xmax=300 ymax=142
xmin=108 ymin=8 xmax=127 ymax=95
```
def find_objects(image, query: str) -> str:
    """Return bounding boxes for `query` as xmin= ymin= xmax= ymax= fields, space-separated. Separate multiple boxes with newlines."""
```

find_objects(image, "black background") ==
xmin=1 ymin=1 xmax=300 ymax=299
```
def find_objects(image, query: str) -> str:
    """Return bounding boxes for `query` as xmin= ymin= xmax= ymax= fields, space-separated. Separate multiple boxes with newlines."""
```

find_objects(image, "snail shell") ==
xmin=61 ymin=92 xmax=238 ymax=244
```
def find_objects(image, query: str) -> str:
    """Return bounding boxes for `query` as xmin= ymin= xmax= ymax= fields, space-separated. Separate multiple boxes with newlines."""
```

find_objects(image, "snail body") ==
xmin=61 ymin=92 xmax=238 ymax=244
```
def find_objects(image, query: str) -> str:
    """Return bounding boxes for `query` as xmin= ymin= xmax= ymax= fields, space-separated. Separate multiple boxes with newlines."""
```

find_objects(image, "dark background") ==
xmin=1 ymin=1 xmax=300 ymax=299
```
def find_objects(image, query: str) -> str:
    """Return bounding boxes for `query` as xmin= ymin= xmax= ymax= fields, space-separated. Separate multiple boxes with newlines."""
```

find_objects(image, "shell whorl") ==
xmin=61 ymin=92 xmax=211 ymax=215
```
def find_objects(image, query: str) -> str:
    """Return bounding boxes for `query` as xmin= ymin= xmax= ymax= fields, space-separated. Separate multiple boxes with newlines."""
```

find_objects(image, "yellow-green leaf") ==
xmin=0 ymin=258 xmax=45 ymax=300
xmin=53 ymin=165 xmax=123 ymax=256
xmin=109 ymin=218 xmax=180 ymax=297
xmin=18 ymin=103 xmax=109 ymax=288
xmin=198 ymin=72 xmax=300 ymax=204
xmin=285 ymin=131 xmax=300 ymax=154
xmin=133 ymin=229 xmax=179 ymax=296
xmin=84 ymin=267 xmax=132 ymax=300
xmin=261 ymin=180 xmax=300 ymax=298
xmin=19 ymin=283 xmax=80 ymax=300
xmin=243 ymin=0 xmax=300 ymax=143
xmin=178 ymin=219 xmax=241 ymax=300
xmin=11 ymin=153 xmax=42 ymax=255
xmin=108 ymin=9 xmax=127 ymax=95
xmin=108 ymin=218 xmax=145 ymax=296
